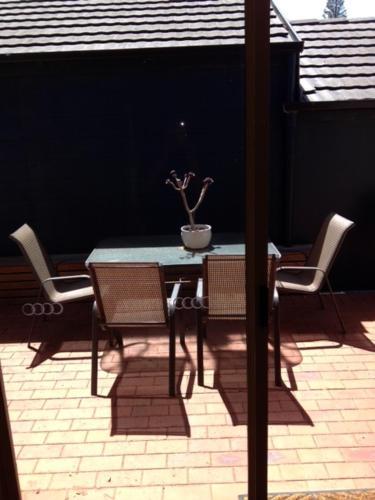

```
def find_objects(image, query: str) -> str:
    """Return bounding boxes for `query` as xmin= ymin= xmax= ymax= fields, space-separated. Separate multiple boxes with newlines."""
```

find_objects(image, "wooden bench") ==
xmin=0 ymin=249 xmax=307 ymax=303
xmin=0 ymin=255 xmax=89 ymax=303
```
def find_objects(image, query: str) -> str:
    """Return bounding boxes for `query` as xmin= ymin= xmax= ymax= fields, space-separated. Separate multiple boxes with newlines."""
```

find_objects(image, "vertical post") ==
xmin=0 ymin=362 xmax=21 ymax=500
xmin=244 ymin=0 xmax=270 ymax=499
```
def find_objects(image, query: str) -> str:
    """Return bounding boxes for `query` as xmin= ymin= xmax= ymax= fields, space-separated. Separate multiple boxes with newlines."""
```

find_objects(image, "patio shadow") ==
xmin=198 ymin=319 xmax=311 ymax=426
xmin=280 ymin=294 xmax=375 ymax=354
xmin=107 ymin=354 xmax=192 ymax=437
xmin=213 ymin=355 xmax=312 ymax=427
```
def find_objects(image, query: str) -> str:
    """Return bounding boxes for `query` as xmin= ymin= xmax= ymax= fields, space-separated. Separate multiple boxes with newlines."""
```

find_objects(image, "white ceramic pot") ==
xmin=181 ymin=224 xmax=212 ymax=249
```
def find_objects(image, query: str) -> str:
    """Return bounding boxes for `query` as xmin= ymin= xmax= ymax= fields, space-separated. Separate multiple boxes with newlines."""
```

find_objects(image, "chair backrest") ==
xmin=267 ymin=253 xmax=278 ymax=316
xmin=9 ymin=223 xmax=57 ymax=300
xmin=203 ymin=254 xmax=277 ymax=319
xmin=305 ymin=213 xmax=354 ymax=289
xmin=203 ymin=255 xmax=246 ymax=318
xmin=89 ymin=262 xmax=168 ymax=326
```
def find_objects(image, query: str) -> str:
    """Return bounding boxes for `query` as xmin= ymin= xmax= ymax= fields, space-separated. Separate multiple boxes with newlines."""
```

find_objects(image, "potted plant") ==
xmin=166 ymin=170 xmax=214 ymax=249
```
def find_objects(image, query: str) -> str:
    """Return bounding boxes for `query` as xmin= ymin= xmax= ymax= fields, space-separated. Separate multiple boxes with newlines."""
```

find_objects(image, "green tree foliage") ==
xmin=323 ymin=0 xmax=347 ymax=18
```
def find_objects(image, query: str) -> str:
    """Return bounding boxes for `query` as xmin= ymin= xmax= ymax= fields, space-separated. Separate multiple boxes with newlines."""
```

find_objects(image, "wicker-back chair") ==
xmin=196 ymin=254 xmax=281 ymax=387
xmin=88 ymin=262 xmax=180 ymax=397
xmin=276 ymin=213 xmax=354 ymax=332
xmin=9 ymin=223 xmax=93 ymax=352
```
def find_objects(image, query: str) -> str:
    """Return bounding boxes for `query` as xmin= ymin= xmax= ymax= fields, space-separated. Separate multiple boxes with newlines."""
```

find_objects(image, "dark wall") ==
xmin=269 ymin=50 xmax=299 ymax=242
xmin=291 ymin=107 xmax=375 ymax=290
xmin=0 ymin=46 xmax=295 ymax=257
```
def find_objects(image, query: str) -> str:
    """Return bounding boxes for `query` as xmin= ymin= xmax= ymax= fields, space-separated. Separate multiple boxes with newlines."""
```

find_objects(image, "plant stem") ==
xmin=180 ymin=190 xmax=195 ymax=229
xmin=191 ymin=184 xmax=209 ymax=214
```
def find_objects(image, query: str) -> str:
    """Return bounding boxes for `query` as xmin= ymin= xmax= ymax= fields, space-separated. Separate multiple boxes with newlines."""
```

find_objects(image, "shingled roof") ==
xmin=294 ymin=17 xmax=375 ymax=102
xmin=0 ymin=0 xmax=297 ymax=58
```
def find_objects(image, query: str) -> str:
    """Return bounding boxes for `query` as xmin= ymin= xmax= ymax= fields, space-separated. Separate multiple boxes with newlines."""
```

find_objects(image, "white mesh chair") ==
xmin=276 ymin=213 xmax=355 ymax=333
xmin=88 ymin=262 xmax=181 ymax=397
xmin=196 ymin=254 xmax=281 ymax=387
xmin=9 ymin=223 xmax=93 ymax=351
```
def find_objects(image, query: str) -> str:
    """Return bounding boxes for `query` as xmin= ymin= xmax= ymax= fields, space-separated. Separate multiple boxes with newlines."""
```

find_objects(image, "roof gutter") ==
xmin=285 ymin=99 xmax=375 ymax=112
xmin=271 ymin=2 xmax=304 ymax=244
xmin=271 ymin=0 xmax=304 ymax=48
xmin=0 ymin=39 xmax=300 ymax=65
xmin=0 ymin=43 xmax=244 ymax=65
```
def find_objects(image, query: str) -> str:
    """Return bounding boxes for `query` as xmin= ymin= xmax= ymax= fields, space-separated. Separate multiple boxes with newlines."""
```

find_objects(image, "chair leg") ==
xmin=197 ymin=310 xmax=204 ymax=386
xmin=178 ymin=309 xmax=186 ymax=348
xmin=27 ymin=313 xmax=40 ymax=352
xmin=91 ymin=304 xmax=99 ymax=396
xmin=110 ymin=330 xmax=123 ymax=349
xmin=116 ymin=331 xmax=124 ymax=349
xmin=179 ymin=328 xmax=185 ymax=348
xmin=273 ymin=301 xmax=282 ymax=387
xmin=27 ymin=287 xmax=43 ymax=352
xmin=325 ymin=277 xmax=347 ymax=334
xmin=169 ymin=315 xmax=176 ymax=397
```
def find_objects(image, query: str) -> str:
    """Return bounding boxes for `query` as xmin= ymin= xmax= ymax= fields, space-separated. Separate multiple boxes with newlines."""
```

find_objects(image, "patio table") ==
xmin=86 ymin=233 xmax=280 ymax=267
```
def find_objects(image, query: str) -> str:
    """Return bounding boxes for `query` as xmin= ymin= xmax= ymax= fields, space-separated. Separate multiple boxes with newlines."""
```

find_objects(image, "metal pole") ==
xmin=244 ymin=0 xmax=270 ymax=499
xmin=0 ymin=361 xmax=21 ymax=500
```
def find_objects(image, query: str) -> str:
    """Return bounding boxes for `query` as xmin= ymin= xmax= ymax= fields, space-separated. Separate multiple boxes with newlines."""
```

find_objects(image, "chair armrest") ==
xmin=196 ymin=278 xmax=203 ymax=303
xmin=273 ymin=287 xmax=279 ymax=308
xmin=168 ymin=282 xmax=181 ymax=315
xmin=42 ymin=274 xmax=91 ymax=284
xmin=277 ymin=266 xmax=326 ymax=276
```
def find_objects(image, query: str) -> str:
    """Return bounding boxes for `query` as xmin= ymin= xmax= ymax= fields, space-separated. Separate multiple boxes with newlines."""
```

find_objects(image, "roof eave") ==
xmin=0 ymin=38 xmax=302 ymax=64
xmin=285 ymin=99 xmax=375 ymax=112
xmin=271 ymin=40 xmax=304 ymax=53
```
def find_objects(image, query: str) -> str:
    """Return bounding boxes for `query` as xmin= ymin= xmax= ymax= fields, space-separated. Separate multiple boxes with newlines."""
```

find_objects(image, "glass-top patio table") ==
xmin=86 ymin=233 xmax=280 ymax=266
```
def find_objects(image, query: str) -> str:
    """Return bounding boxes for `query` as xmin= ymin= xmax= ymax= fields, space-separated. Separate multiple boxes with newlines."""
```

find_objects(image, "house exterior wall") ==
xmin=290 ymin=107 xmax=375 ymax=290
xmin=0 ymin=46 xmax=296 ymax=257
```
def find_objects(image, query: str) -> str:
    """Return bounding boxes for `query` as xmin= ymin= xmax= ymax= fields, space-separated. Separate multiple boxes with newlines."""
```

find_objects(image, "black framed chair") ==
xmin=88 ymin=262 xmax=180 ymax=397
xmin=195 ymin=254 xmax=281 ymax=387
xmin=9 ymin=223 xmax=93 ymax=353
xmin=276 ymin=213 xmax=355 ymax=333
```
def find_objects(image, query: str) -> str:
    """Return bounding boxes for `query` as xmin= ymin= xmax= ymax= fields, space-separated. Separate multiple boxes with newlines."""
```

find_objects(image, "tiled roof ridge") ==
xmin=0 ymin=0 xmax=243 ymax=13
xmin=0 ymin=0 xmax=296 ymax=56
xmin=293 ymin=16 xmax=375 ymax=26
xmin=0 ymin=1 xmax=244 ymax=19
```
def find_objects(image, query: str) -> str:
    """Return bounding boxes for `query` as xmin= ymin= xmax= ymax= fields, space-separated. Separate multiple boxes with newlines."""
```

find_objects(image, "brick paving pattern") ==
xmin=0 ymin=292 xmax=374 ymax=499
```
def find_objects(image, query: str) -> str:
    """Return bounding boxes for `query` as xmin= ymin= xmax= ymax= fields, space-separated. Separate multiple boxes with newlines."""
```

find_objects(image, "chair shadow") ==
xmin=28 ymin=338 xmax=101 ymax=369
xmin=103 ymin=344 xmax=193 ymax=437
xmin=280 ymin=294 xmax=375 ymax=353
xmin=212 ymin=349 xmax=313 ymax=427
xmin=204 ymin=293 xmax=375 ymax=426
xmin=197 ymin=319 xmax=312 ymax=426
xmin=24 ymin=302 xmax=95 ymax=368
xmin=24 ymin=310 xmax=194 ymax=436
xmin=3 ymin=303 xmax=195 ymax=438
xmin=0 ymin=301 xmax=94 ymax=368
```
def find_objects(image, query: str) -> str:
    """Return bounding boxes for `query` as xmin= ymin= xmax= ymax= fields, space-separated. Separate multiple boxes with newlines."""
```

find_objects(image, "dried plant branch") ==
xmin=183 ymin=172 xmax=195 ymax=190
xmin=191 ymin=178 xmax=214 ymax=213
xmin=180 ymin=189 xmax=195 ymax=228
xmin=165 ymin=179 xmax=180 ymax=191
xmin=165 ymin=170 xmax=213 ymax=230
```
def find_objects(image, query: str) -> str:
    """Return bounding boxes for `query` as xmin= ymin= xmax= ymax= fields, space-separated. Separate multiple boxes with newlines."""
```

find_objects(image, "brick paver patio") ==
xmin=0 ymin=292 xmax=374 ymax=499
